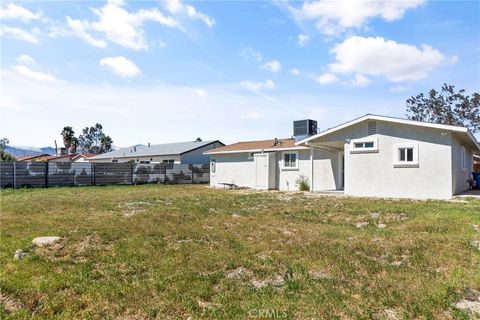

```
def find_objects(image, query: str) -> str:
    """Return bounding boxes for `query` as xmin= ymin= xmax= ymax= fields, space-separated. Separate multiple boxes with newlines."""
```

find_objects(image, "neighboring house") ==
xmin=71 ymin=154 xmax=96 ymax=163
xmin=206 ymin=114 xmax=480 ymax=200
xmin=89 ymin=140 xmax=224 ymax=164
xmin=45 ymin=154 xmax=80 ymax=162
xmin=16 ymin=154 xmax=51 ymax=162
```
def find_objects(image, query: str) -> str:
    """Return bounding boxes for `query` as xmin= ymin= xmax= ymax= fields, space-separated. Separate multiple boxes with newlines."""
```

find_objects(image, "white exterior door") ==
xmin=254 ymin=154 xmax=268 ymax=189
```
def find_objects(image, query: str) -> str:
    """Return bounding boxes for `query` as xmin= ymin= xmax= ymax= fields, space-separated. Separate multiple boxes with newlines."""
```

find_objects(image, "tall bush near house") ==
xmin=296 ymin=175 xmax=310 ymax=191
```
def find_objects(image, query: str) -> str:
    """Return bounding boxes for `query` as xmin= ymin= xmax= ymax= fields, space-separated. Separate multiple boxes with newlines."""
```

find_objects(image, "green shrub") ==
xmin=295 ymin=175 xmax=310 ymax=191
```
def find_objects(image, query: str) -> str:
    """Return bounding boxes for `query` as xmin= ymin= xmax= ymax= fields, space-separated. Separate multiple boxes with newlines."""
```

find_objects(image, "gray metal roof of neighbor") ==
xmin=89 ymin=140 xmax=221 ymax=160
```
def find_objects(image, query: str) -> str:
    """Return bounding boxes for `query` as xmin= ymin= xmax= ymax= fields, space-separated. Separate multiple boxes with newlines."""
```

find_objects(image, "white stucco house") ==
xmin=205 ymin=114 xmax=480 ymax=200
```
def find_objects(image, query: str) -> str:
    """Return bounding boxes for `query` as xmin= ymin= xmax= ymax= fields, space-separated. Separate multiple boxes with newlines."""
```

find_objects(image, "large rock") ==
xmin=32 ymin=236 xmax=61 ymax=246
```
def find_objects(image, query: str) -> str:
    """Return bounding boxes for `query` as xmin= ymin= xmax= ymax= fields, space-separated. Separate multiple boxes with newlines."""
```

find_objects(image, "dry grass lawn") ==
xmin=1 ymin=184 xmax=480 ymax=319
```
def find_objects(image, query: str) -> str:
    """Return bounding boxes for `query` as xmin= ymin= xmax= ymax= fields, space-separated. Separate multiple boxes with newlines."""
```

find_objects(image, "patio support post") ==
xmin=309 ymin=145 xmax=314 ymax=192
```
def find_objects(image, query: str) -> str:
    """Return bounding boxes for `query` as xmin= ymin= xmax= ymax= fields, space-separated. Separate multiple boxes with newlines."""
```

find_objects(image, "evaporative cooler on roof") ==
xmin=293 ymin=119 xmax=318 ymax=141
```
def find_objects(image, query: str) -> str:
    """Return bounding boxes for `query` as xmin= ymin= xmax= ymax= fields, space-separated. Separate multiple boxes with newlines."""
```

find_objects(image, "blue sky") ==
xmin=1 ymin=0 xmax=479 ymax=147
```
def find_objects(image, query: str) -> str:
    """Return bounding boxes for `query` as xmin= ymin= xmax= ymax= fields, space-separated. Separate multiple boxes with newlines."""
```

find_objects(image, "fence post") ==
xmin=191 ymin=165 xmax=194 ymax=184
xmin=45 ymin=162 xmax=49 ymax=188
xmin=92 ymin=163 xmax=96 ymax=186
xmin=131 ymin=162 xmax=134 ymax=185
xmin=13 ymin=162 xmax=16 ymax=189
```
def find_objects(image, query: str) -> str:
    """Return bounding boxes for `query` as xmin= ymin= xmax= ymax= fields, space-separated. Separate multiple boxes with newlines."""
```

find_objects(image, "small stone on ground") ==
xmin=377 ymin=223 xmax=387 ymax=229
xmin=382 ymin=309 xmax=400 ymax=320
xmin=470 ymin=240 xmax=480 ymax=250
xmin=226 ymin=267 xmax=249 ymax=279
xmin=370 ymin=212 xmax=381 ymax=219
xmin=13 ymin=249 xmax=30 ymax=260
xmin=473 ymin=225 xmax=480 ymax=233
xmin=356 ymin=222 xmax=369 ymax=228
xmin=32 ymin=236 xmax=61 ymax=246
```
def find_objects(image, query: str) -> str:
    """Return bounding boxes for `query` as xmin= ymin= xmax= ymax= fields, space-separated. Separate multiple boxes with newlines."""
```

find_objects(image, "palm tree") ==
xmin=100 ymin=135 xmax=113 ymax=153
xmin=70 ymin=137 xmax=79 ymax=154
xmin=61 ymin=126 xmax=75 ymax=153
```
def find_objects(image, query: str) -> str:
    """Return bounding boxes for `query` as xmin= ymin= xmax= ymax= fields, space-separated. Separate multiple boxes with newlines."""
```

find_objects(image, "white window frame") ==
xmin=282 ymin=151 xmax=299 ymax=170
xmin=350 ymin=138 xmax=379 ymax=154
xmin=394 ymin=143 xmax=419 ymax=168
xmin=461 ymin=146 xmax=467 ymax=171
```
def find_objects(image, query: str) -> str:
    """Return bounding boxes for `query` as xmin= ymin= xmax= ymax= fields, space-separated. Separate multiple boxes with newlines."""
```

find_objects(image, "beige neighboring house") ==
xmin=89 ymin=140 xmax=224 ymax=164
xmin=206 ymin=114 xmax=480 ymax=200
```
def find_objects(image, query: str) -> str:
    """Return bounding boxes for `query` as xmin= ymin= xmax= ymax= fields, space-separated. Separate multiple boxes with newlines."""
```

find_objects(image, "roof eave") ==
xmin=296 ymin=114 xmax=474 ymax=146
xmin=205 ymin=146 xmax=308 ymax=155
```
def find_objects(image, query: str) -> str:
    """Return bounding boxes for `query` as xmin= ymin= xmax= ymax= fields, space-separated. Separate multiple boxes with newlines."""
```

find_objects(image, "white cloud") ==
xmin=240 ymin=79 xmax=275 ymax=91
xmin=290 ymin=68 xmax=301 ymax=76
xmin=298 ymin=33 xmax=309 ymax=47
xmin=315 ymin=72 xmax=338 ymax=85
xmin=163 ymin=0 xmax=215 ymax=27
xmin=66 ymin=0 xmax=177 ymax=50
xmin=288 ymin=0 xmax=424 ymax=36
xmin=100 ymin=56 xmax=141 ymax=78
xmin=66 ymin=17 xmax=107 ymax=48
xmin=260 ymin=60 xmax=281 ymax=73
xmin=0 ymin=25 xmax=39 ymax=43
xmin=13 ymin=65 xmax=58 ymax=82
xmin=240 ymin=47 xmax=263 ymax=61
xmin=328 ymin=36 xmax=446 ymax=82
xmin=16 ymin=54 xmax=36 ymax=65
xmin=0 ymin=3 xmax=42 ymax=22
xmin=349 ymin=74 xmax=370 ymax=87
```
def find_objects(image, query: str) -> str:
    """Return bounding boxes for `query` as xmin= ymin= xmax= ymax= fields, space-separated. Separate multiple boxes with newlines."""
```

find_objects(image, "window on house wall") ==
xmin=394 ymin=144 xmax=419 ymax=167
xmin=354 ymin=141 xmax=375 ymax=149
xmin=351 ymin=138 xmax=378 ymax=153
xmin=398 ymin=148 xmax=414 ymax=162
xmin=112 ymin=159 xmax=118 ymax=163
xmin=283 ymin=152 xmax=297 ymax=168
xmin=461 ymin=146 xmax=467 ymax=170
xmin=162 ymin=159 xmax=174 ymax=164
xmin=211 ymin=159 xmax=216 ymax=173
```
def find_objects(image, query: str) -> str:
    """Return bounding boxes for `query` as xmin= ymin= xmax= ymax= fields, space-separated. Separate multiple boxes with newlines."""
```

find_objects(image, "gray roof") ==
xmin=90 ymin=140 xmax=220 ymax=160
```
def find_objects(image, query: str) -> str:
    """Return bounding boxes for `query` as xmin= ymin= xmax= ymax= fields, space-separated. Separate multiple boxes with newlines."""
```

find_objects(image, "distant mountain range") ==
xmin=5 ymin=144 xmax=124 ymax=157
xmin=5 ymin=146 xmax=56 ymax=157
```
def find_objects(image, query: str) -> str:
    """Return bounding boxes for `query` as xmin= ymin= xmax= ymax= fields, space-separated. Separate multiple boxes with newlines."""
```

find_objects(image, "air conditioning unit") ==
xmin=293 ymin=119 xmax=317 ymax=141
